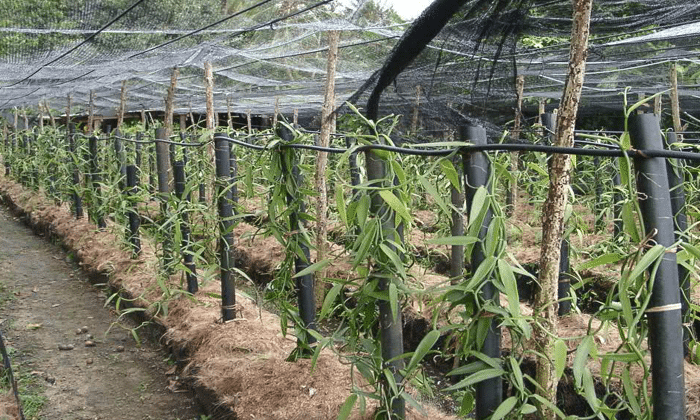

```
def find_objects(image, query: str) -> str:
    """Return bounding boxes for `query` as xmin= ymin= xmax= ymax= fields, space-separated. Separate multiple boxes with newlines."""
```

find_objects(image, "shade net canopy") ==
xmin=0 ymin=0 xmax=699 ymax=133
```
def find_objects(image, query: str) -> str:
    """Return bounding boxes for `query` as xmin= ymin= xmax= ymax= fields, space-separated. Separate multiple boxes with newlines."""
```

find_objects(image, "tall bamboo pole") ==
xmin=533 ymin=1 xmax=592 ymax=418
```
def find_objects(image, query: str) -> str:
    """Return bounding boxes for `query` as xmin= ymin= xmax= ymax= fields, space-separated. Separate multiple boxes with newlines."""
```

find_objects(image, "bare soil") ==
xmin=0 ymin=206 xmax=203 ymax=420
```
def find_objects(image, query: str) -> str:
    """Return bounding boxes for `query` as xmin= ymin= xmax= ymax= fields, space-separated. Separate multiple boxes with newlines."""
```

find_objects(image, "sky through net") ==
xmin=0 ymin=0 xmax=699 ymax=134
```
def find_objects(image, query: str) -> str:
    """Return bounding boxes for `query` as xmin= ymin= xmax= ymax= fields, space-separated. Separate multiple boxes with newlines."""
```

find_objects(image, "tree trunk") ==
xmin=315 ymin=30 xmax=339 ymax=308
xmin=533 ymin=0 xmax=592 ymax=418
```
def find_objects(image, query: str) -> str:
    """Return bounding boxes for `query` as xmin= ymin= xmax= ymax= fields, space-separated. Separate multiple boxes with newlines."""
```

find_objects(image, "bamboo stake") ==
xmin=140 ymin=109 xmax=146 ymax=129
xmin=506 ymin=75 xmax=524 ymax=217
xmin=293 ymin=108 xmax=298 ymax=126
xmin=164 ymin=67 xmax=179 ymax=138
xmin=246 ymin=110 xmax=252 ymax=134
xmin=22 ymin=109 xmax=28 ymax=131
xmin=534 ymin=0 xmax=592 ymax=418
xmin=117 ymin=80 xmax=127 ymax=130
xmin=314 ymin=30 xmax=339 ymax=307
xmin=13 ymin=108 xmax=18 ymax=132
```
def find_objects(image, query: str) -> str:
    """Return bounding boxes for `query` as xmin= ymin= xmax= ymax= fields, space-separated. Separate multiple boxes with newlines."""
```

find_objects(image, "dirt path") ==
xmin=0 ymin=205 xmax=204 ymax=420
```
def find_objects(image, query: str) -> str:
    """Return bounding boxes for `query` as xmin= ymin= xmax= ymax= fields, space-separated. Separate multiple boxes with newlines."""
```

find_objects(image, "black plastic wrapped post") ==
xmin=365 ymin=139 xmax=404 ymax=420
xmin=89 ymin=136 xmax=106 ymax=229
xmin=214 ymin=134 xmax=236 ymax=321
xmin=155 ymin=128 xmax=173 ymax=272
xmin=665 ymin=130 xmax=690 ymax=353
xmin=148 ymin=141 xmax=156 ymax=195
xmin=135 ymin=133 xmax=143 ymax=170
xmin=229 ymin=144 xmax=239 ymax=206
xmin=68 ymin=124 xmax=83 ymax=219
xmin=346 ymin=136 xmax=361 ymax=194
xmin=277 ymin=126 xmax=317 ymax=349
xmin=629 ymin=113 xmax=685 ymax=420
xmin=460 ymin=125 xmax=501 ymax=419
xmin=126 ymin=165 xmax=141 ymax=257
xmin=174 ymin=161 xmax=198 ymax=294
xmin=541 ymin=113 xmax=556 ymax=145
xmin=450 ymin=157 xmax=465 ymax=283
xmin=2 ymin=126 xmax=9 ymax=176
xmin=557 ymin=239 xmax=571 ymax=316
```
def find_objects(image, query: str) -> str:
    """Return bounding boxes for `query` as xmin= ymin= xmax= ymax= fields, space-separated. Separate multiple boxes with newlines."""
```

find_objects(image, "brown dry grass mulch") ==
xmin=0 ymin=175 xmax=455 ymax=420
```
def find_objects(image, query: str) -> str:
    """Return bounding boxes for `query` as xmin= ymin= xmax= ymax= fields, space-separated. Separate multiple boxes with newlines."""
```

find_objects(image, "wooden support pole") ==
xmin=117 ymin=80 xmax=127 ymax=130
xmin=670 ymin=62 xmax=683 ymax=138
xmin=38 ymin=103 xmax=43 ymax=129
xmin=246 ymin=109 xmax=252 ymax=134
xmin=205 ymin=62 xmax=215 ymax=131
xmin=43 ymin=101 xmax=55 ymax=127
xmin=273 ymin=97 xmax=279 ymax=129
xmin=226 ymin=98 xmax=232 ymax=129
xmin=411 ymin=85 xmax=421 ymax=132
xmin=534 ymin=0 xmax=592 ymax=418
xmin=205 ymin=61 xmax=216 ymax=165
xmin=293 ymin=109 xmax=298 ymax=127
xmin=179 ymin=114 xmax=186 ymax=133
xmin=66 ymin=95 xmax=72 ymax=127
xmin=22 ymin=109 xmax=28 ymax=131
xmin=164 ymin=67 xmax=179 ymax=138
xmin=314 ymin=30 xmax=339 ymax=307
xmin=506 ymin=74 xmax=524 ymax=217
xmin=87 ymin=90 xmax=94 ymax=133
xmin=654 ymin=93 xmax=662 ymax=117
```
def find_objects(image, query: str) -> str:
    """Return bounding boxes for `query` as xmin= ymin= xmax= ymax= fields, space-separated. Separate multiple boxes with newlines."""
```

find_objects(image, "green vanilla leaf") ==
xmin=378 ymin=190 xmax=412 ymax=223
xmin=292 ymin=259 xmax=332 ymax=279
